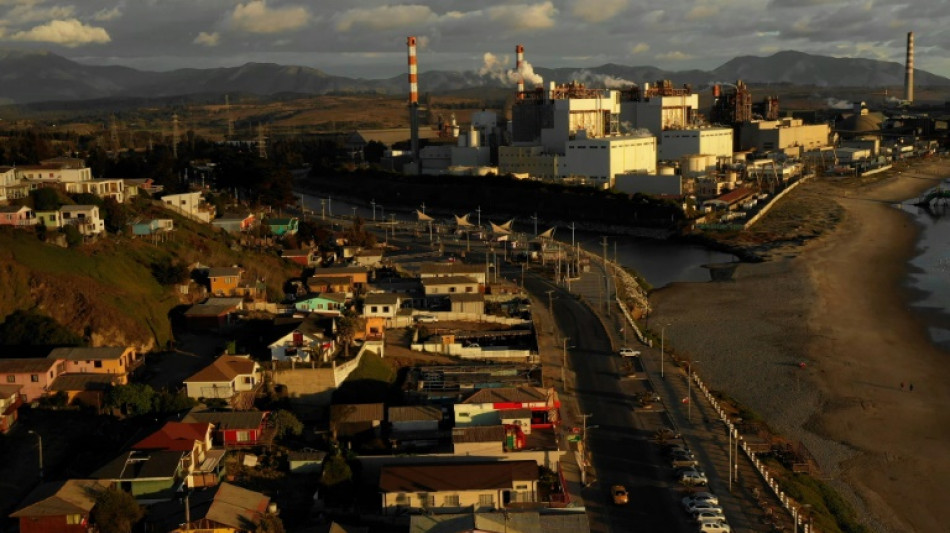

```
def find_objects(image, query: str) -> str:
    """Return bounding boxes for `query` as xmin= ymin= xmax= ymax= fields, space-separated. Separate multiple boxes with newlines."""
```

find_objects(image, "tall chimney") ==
xmin=516 ymin=44 xmax=525 ymax=99
xmin=407 ymin=36 xmax=420 ymax=166
xmin=905 ymin=31 xmax=914 ymax=103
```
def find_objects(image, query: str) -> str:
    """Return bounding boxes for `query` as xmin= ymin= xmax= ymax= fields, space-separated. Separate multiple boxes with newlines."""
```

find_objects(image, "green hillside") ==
xmin=0 ymin=206 xmax=300 ymax=352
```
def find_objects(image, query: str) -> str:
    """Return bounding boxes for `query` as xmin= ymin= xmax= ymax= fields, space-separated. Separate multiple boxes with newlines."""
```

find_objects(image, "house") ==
xmin=362 ymin=293 xmax=405 ymax=321
xmin=419 ymin=262 xmax=487 ymax=284
xmin=388 ymin=405 xmax=442 ymax=451
xmin=268 ymin=329 xmax=333 ymax=362
xmin=48 ymin=373 xmax=119 ymax=407
xmin=132 ymin=421 xmax=223 ymax=488
xmin=130 ymin=218 xmax=174 ymax=236
xmin=330 ymin=403 xmax=385 ymax=441
xmin=17 ymin=158 xmax=92 ymax=183
xmin=281 ymin=248 xmax=319 ymax=267
xmin=0 ymin=358 xmax=64 ymax=402
xmin=0 ymin=166 xmax=18 ymax=201
xmin=307 ymin=275 xmax=354 ymax=295
xmin=64 ymin=178 xmax=126 ymax=203
xmin=183 ymin=409 xmax=271 ymax=447
xmin=123 ymin=178 xmax=163 ymax=197
xmin=212 ymin=211 xmax=256 ymax=233
xmin=312 ymin=266 xmax=370 ymax=288
xmin=287 ymin=449 xmax=327 ymax=474
xmin=161 ymin=191 xmax=214 ymax=223
xmin=0 ymin=384 xmax=23 ymax=433
xmin=295 ymin=293 xmax=346 ymax=315
xmin=448 ymin=293 xmax=485 ymax=314
xmin=164 ymin=482 xmax=272 ymax=533
xmin=422 ymin=276 xmax=480 ymax=299
xmin=379 ymin=461 xmax=539 ymax=513
xmin=0 ymin=205 xmax=37 ymax=227
xmin=452 ymin=425 xmax=507 ymax=456
xmin=353 ymin=248 xmax=384 ymax=267
xmin=266 ymin=217 xmax=299 ymax=236
xmin=184 ymin=300 xmax=242 ymax=330
xmin=410 ymin=510 xmax=590 ymax=533
xmin=208 ymin=267 xmax=244 ymax=296
xmin=9 ymin=479 xmax=109 ymax=533
xmin=59 ymin=205 xmax=105 ymax=235
xmin=92 ymin=449 xmax=188 ymax=503
xmin=47 ymin=346 xmax=141 ymax=385
xmin=183 ymin=355 xmax=262 ymax=406
xmin=454 ymin=386 xmax=559 ymax=430
xmin=34 ymin=210 xmax=62 ymax=229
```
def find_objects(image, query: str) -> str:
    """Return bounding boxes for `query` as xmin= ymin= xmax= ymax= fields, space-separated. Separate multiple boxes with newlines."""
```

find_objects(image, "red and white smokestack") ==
xmin=516 ymin=44 xmax=525 ymax=99
xmin=407 ymin=36 xmax=419 ymax=105
xmin=905 ymin=31 xmax=914 ymax=103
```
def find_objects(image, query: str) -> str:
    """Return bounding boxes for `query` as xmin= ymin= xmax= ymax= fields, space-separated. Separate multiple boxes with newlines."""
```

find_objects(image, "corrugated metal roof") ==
xmin=48 ymin=373 xmax=118 ymax=392
xmin=205 ymin=482 xmax=270 ymax=529
xmin=184 ymin=355 xmax=258 ymax=383
xmin=208 ymin=267 xmax=242 ymax=278
xmin=452 ymin=425 xmax=506 ymax=443
xmin=379 ymin=461 xmax=537 ymax=492
xmin=448 ymin=293 xmax=485 ymax=302
xmin=421 ymin=275 xmax=479 ymax=286
xmin=462 ymin=386 xmax=549 ymax=405
xmin=0 ymin=358 xmax=58 ymax=373
xmin=419 ymin=263 xmax=484 ymax=275
xmin=364 ymin=293 xmax=402 ymax=305
xmin=331 ymin=403 xmax=384 ymax=423
xmin=388 ymin=405 xmax=442 ymax=422
xmin=47 ymin=346 xmax=128 ymax=361
xmin=10 ymin=479 xmax=109 ymax=517
xmin=183 ymin=410 xmax=268 ymax=430
xmin=92 ymin=450 xmax=185 ymax=480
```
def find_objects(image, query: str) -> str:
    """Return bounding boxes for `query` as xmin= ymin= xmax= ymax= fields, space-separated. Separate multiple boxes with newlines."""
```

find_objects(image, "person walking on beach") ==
xmin=909 ymin=383 xmax=914 ymax=392
xmin=900 ymin=382 xmax=905 ymax=391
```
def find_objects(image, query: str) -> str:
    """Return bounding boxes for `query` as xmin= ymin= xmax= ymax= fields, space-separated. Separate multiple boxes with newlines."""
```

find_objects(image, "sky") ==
xmin=0 ymin=0 xmax=947 ymax=79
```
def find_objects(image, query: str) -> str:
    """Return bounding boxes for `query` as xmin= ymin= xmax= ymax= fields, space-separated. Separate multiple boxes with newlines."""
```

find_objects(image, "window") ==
xmin=30 ymin=374 xmax=39 ymax=383
xmin=371 ymin=306 xmax=378 ymax=313
xmin=66 ymin=515 xmax=83 ymax=525
xmin=443 ymin=494 xmax=460 ymax=506
xmin=236 ymin=431 xmax=250 ymax=442
xmin=479 ymin=494 xmax=494 ymax=507
xmin=5 ymin=376 xmax=14 ymax=383
xmin=465 ymin=287 xmax=473 ymax=293
xmin=515 ymin=484 xmax=529 ymax=490
xmin=94 ymin=361 xmax=102 ymax=368
xmin=395 ymin=493 xmax=408 ymax=504
xmin=421 ymin=493 xmax=436 ymax=507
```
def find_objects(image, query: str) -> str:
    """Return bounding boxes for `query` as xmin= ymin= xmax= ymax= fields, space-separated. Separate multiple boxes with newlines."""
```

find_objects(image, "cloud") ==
xmin=478 ymin=52 xmax=544 ymax=87
xmin=93 ymin=7 xmax=122 ymax=22
xmin=630 ymin=42 xmax=650 ymax=54
xmin=335 ymin=5 xmax=438 ymax=32
xmin=194 ymin=31 xmax=220 ymax=47
xmin=6 ymin=3 xmax=75 ymax=24
xmin=229 ymin=1 xmax=310 ymax=34
xmin=656 ymin=51 xmax=694 ymax=61
xmin=9 ymin=18 xmax=110 ymax=47
xmin=485 ymin=2 xmax=557 ymax=30
xmin=686 ymin=5 xmax=717 ymax=21
xmin=570 ymin=0 xmax=628 ymax=23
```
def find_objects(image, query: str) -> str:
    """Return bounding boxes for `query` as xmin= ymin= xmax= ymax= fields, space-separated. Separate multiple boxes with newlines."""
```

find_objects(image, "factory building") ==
xmin=562 ymin=133 xmax=657 ymax=187
xmin=498 ymin=146 xmax=559 ymax=180
xmin=659 ymin=128 xmax=734 ymax=161
xmin=614 ymin=167 xmax=684 ymax=196
xmin=619 ymin=81 xmax=700 ymax=137
xmin=738 ymin=118 xmax=831 ymax=157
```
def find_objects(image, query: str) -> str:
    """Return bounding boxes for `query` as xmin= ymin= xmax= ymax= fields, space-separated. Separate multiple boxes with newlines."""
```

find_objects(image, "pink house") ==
xmin=0 ymin=358 xmax=64 ymax=402
xmin=0 ymin=205 xmax=37 ymax=227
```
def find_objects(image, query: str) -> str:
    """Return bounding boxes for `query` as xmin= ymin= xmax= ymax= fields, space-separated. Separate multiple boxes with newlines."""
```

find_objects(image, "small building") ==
xmin=212 ymin=212 xmax=256 ymax=233
xmin=330 ymin=403 xmax=385 ymax=441
xmin=161 ymin=191 xmax=214 ymax=223
xmin=130 ymin=218 xmax=174 ymax=236
xmin=154 ymin=482 xmax=272 ymax=533
xmin=0 ymin=205 xmax=37 ymax=227
xmin=353 ymin=248 xmax=384 ymax=267
xmin=183 ymin=409 xmax=271 ymax=447
xmin=64 ymin=178 xmax=126 ymax=203
xmin=183 ymin=355 xmax=262 ymax=405
xmin=9 ymin=479 xmax=109 ymax=533
xmin=419 ymin=263 xmax=487 ymax=284
xmin=132 ymin=421 xmax=223 ymax=488
xmin=47 ymin=346 xmax=141 ymax=385
xmin=452 ymin=425 xmax=507 ymax=456
xmin=362 ymin=293 xmax=405 ymax=321
xmin=295 ymin=293 xmax=346 ymax=315
xmin=0 ymin=384 xmax=23 ymax=433
xmin=312 ymin=266 xmax=370 ymax=288
xmin=281 ymin=248 xmax=319 ymax=267
xmin=47 ymin=373 xmax=119 ymax=407
xmin=422 ymin=275 xmax=480 ymax=298
xmin=448 ymin=293 xmax=485 ymax=314
xmin=92 ymin=449 xmax=188 ymax=503
xmin=455 ymin=386 xmax=559 ymax=429
xmin=266 ymin=217 xmax=299 ymax=236
xmin=287 ymin=449 xmax=327 ymax=474
xmin=379 ymin=461 xmax=539 ymax=513
xmin=389 ymin=405 xmax=442 ymax=451
xmin=34 ymin=210 xmax=63 ymax=229
xmin=307 ymin=275 xmax=354 ymax=295
xmin=184 ymin=300 xmax=242 ymax=330
xmin=59 ymin=204 xmax=105 ymax=235
xmin=208 ymin=267 xmax=244 ymax=296
xmin=0 ymin=358 xmax=63 ymax=402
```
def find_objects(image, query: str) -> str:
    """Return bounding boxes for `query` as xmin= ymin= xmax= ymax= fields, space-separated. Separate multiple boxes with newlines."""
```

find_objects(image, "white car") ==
xmin=682 ymin=492 xmax=719 ymax=509
xmin=618 ymin=347 xmax=640 ymax=357
xmin=680 ymin=469 xmax=709 ymax=486
xmin=697 ymin=521 xmax=731 ymax=533
xmin=415 ymin=314 xmax=438 ymax=323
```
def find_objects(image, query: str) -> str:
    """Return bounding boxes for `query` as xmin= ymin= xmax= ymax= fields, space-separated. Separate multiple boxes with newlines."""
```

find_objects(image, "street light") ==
xmin=688 ymin=360 xmax=701 ymax=422
xmin=660 ymin=323 xmax=671 ymax=379
xmin=28 ymin=430 xmax=43 ymax=480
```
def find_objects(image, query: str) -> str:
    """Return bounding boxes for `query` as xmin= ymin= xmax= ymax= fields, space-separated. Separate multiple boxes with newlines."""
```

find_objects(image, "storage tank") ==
xmin=725 ymin=170 xmax=738 ymax=185
xmin=683 ymin=154 xmax=715 ymax=174
xmin=658 ymin=165 xmax=676 ymax=176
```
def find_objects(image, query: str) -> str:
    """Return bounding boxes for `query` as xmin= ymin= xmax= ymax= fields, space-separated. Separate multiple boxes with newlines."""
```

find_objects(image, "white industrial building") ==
xmin=562 ymin=133 xmax=656 ymax=187
xmin=659 ymin=128 xmax=733 ymax=161
xmin=498 ymin=146 xmax=559 ymax=179
xmin=619 ymin=81 xmax=700 ymax=137
xmin=739 ymin=118 xmax=830 ymax=156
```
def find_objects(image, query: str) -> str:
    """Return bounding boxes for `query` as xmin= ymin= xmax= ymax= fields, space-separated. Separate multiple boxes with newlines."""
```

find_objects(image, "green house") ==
xmin=91 ymin=450 xmax=186 ymax=503
xmin=267 ymin=216 xmax=299 ymax=236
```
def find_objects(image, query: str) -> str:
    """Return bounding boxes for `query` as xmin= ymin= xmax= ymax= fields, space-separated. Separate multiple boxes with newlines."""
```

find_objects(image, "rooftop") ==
xmin=47 ymin=346 xmax=128 ymax=361
xmin=379 ymin=461 xmax=538 ymax=492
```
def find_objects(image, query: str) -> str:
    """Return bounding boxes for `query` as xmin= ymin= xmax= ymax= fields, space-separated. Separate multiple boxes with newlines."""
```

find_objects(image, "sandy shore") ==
xmin=650 ymin=160 xmax=950 ymax=532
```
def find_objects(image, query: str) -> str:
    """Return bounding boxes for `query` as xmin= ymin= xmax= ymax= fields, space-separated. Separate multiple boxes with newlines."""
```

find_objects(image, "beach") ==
xmin=650 ymin=160 xmax=950 ymax=532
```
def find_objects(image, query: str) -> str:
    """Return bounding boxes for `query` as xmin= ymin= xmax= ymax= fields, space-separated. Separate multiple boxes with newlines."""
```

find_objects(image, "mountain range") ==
xmin=0 ymin=49 xmax=947 ymax=105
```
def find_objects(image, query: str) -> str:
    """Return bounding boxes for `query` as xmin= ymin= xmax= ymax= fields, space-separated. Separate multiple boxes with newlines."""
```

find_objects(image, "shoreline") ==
xmin=650 ymin=160 xmax=950 ymax=532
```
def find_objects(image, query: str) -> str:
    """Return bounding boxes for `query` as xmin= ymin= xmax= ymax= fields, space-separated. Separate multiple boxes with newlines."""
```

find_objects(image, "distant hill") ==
xmin=0 ymin=49 xmax=948 ymax=105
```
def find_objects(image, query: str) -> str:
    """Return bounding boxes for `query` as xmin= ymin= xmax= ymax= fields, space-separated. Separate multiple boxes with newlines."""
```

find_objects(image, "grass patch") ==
xmin=773 ymin=468 xmax=871 ymax=533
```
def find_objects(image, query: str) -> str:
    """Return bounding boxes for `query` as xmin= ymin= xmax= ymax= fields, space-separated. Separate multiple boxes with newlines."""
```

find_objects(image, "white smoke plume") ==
xmin=569 ymin=69 xmax=635 ymax=89
xmin=478 ymin=52 xmax=543 ymax=87
xmin=825 ymin=98 xmax=853 ymax=110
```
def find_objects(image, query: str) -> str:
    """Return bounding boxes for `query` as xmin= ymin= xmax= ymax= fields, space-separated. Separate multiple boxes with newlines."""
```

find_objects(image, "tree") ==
xmin=91 ymin=487 xmax=144 ymax=533
xmin=0 ymin=310 xmax=83 ymax=346
xmin=335 ymin=311 xmax=363 ymax=357
xmin=101 ymin=198 xmax=129 ymax=234
xmin=270 ymin=409 xmax=303 ymax=440
xmin=150 ymin=256 xmax=189 ymax=286
xmin=31 ymin=188 xmax=62 ymax=211
xmin=320 ymin=452 xmax=354 ymax=506
xmin=63 ymin=224 xmax=82 ymax=247
xmin=255 ymin=512 xmax=286 ymax=533
xmin=105 ymin=383 xmax=155 ymax=416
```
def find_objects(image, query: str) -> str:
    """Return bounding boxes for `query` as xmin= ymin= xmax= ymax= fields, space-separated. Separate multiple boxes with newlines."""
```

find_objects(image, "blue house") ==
xmin=131 ymin=219 xmax=174 ymax=236
xmin=295 ymin=293 xmax=345 ymax=315
xmin=267 ymin=217 xmax=299 ymax=236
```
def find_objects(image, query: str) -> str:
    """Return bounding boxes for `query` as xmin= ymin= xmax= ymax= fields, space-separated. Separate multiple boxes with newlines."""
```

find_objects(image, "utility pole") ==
xmin=476 ymin=206 xmax=481 ymax=228
xmin=371 ymin=199 xmax=376 ymax=221
xmin=580 ymin=413 xmax=595 ymax=485
xmin=531 ymin=213 xmax=538 ymax=236
xmin=561 ymin=337 xmax=570 ymax=391
xmin=601 ymin=236 xmax=610 ymax=315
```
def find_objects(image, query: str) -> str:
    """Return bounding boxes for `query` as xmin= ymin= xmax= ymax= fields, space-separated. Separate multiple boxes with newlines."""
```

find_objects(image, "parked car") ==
xmin=694 ymin=510 xmax=727 ymax=524
xmin=696 ymin=521 xmax=731 ymax=533
xmin=618 ymin=347 xmax=640 ymax=357
xmin=682 ymin=492 xmax=719 ymax=509
xmin=685 ymin=500 xmax=722 ymax=516
xmin=672 ymin=455 xmax=699 ymax=468
xmin=415 ymin=314 xmax=438 ymax=323
xmin=611 ymin=484 xmax=629 ymax=505
xmin=679 ymin=468 xmax=709 ymax=486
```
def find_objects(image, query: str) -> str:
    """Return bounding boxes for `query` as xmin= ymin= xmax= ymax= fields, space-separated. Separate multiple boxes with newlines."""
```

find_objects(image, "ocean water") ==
xmin=902 ymin=182 xmax=950 ymax=349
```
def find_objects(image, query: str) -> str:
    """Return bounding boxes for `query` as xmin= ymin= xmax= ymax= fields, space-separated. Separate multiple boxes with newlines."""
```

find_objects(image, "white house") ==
xmin=183 ymin=355 xmax=261 ymax=401
xmin=161 ymin=191 xmax=214 ymax=223
xmin=268 ymin=330 xmax=333 ymax=362
xmin=59 ymin=204 xmax=105 ymax=235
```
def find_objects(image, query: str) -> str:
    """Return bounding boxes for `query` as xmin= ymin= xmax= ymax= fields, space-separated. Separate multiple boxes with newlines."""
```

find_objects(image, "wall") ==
xmin=614 ymin=173 xmax=683 ymax=196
